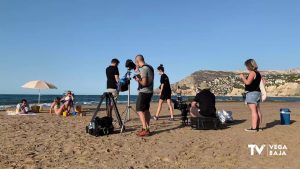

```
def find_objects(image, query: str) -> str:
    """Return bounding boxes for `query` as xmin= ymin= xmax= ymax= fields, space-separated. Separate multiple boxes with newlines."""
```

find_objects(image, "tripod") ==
xmin=90 ymin=92 xmax=125 ymax=133
xmin=122 ymin=70 xmax=137 ymax=122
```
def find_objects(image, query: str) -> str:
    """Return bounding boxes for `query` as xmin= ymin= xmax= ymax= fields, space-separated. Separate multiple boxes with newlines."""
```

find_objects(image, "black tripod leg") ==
xmin=111 ymin=96 xmax=125 ymax=132
xmin=106 ymin=96 xmax=110 ymax=117
xmin=90 ymin=94 xmax=105 ymax=122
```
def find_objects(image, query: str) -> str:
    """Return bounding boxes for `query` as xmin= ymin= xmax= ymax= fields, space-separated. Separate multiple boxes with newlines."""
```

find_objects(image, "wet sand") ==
xmin=0 ymin=102 xmax=299 ymax=169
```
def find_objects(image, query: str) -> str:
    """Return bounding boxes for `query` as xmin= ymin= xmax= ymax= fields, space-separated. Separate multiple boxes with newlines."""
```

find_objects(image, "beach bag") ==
xmin=190 ymin=117 xmax=221 ymax=130
xmin=118 ymin=77 xmax=130 ymax=92
xmin=260 ymin=80 xmax=267 ymax=102
xmin=89 ymin=116 xmax=114 ymax=137
xmin=217 ymin=110 xmax=234 ymax=124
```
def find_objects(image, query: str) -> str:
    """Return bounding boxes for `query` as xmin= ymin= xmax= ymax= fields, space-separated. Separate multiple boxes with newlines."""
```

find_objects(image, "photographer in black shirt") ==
xmin=106 ymin=58 xmax=120 ymax=101
xmin=190 ymin=82 xmax=216 ymax=118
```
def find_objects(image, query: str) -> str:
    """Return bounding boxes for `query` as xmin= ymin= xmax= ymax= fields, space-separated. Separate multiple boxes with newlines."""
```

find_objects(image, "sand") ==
xmin=0 ymin=102 xmax=299 ymax=169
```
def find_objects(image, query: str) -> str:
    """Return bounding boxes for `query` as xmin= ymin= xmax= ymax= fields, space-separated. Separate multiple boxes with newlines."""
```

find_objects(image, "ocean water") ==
xmin=0 ymin=94 xmax=299 ymax=109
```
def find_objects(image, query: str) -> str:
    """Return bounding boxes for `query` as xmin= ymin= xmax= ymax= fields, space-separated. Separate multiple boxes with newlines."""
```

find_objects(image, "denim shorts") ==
xmin=245 ymin=91 xmax=261 ymax=105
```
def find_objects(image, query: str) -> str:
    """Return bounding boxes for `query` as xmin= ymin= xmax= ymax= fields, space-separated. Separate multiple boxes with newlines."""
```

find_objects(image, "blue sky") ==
xmin=0 ymin=0 xmax=300 ymax=94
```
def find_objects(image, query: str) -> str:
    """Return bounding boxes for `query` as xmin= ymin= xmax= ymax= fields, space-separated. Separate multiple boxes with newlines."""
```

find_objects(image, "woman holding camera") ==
xmin=154 ymin=64 xmax=174 ymax=121
xmin=240 ymin=59 xmax=263 ymax=132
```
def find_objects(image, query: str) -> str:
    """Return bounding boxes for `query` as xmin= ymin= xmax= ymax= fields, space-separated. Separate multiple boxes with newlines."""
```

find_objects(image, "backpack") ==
xmin=118 ymin=77 xmax=130 ymax=92
xmin=89 ymin=116 xmax=114 ymax=137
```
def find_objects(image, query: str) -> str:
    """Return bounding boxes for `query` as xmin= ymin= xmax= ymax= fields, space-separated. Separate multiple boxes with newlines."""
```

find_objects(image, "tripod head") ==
xmin=125 ymin=69 xmax=132 ymax=80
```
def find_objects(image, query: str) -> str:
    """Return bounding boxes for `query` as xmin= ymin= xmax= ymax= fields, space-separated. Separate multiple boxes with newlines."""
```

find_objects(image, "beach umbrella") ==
xmin=22 ymin=80 xmax=57 ymax=104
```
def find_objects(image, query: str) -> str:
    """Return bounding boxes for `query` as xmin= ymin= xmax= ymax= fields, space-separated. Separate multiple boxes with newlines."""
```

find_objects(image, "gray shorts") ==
xmin=107 ymin=89 xmax=119 ymax=101
xmin=245 ymin=91 xmax=261 ymax=105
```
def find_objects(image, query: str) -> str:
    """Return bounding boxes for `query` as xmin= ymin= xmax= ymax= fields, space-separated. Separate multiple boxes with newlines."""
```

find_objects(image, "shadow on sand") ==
xmin=263 ymin=120 xmax=296 ymax=130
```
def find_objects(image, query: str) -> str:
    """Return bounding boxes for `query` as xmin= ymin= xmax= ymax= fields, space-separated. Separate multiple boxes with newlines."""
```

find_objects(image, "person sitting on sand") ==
xmin=16 ymin=99 xmax=31 ymax=114
xmin=190 ymin=82 xmax=216 ymax=118
xmin=61 ymin=91 xmax=74 ymax=113
xmin=49 ymin=97 xmax=64 ymax=115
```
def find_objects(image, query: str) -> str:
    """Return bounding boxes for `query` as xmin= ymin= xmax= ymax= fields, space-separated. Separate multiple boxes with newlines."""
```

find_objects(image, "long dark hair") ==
xmin=157 ymin=64 xmax=164 ymax=72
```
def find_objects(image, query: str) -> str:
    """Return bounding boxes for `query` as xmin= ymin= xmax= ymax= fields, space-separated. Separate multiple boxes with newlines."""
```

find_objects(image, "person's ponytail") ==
xmin=157 ymin=64 xmax=164 ymax=72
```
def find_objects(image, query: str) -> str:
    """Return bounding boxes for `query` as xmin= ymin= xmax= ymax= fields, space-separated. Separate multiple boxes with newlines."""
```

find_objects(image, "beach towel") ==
xmin=6 ymin=111 xmax=37 ymax=116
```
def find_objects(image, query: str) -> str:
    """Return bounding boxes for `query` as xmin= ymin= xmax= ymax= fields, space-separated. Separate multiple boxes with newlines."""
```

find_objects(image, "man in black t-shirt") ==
xmin=106 ymin=58 xmax=120 ymax=101
xmin=190 ymin=82 xmax=217 ymax=118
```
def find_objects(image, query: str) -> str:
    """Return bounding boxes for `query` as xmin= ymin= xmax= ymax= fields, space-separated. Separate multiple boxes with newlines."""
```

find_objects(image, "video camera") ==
xmin=125 ymin=59 xmax=136 ymax=70
xmin=118 ymin=59 xmax=137 ymax=92
xmin=172 ymin=99 xmax=190 ymax=126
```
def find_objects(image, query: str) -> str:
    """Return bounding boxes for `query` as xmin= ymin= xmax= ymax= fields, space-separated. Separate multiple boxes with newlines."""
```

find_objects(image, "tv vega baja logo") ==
xmin=248 ymin=144 xmax=288 ymax=156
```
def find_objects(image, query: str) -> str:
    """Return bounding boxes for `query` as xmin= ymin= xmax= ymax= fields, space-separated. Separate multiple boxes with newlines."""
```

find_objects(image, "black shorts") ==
xmin=160 ymin=93 xmax=171 ymax=100
xmin=136 ymin=92 xmax=153 ymax=112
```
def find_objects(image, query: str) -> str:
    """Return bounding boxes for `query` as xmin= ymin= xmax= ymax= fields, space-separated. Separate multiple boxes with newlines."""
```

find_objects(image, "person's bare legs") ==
xmin=155 ymin=99 xmax=164 ymax=117
xmin=56 ymin=107 xmax=64 ymax=115
xmin=248 ymin=104 xmax=258 ymax=129
xmin=166 ymin=99 xmax=174 ymax=118
xmin=257 ymin=104 xmax=262 ymax=128
xmin=138 ymin=111 xmax=147 ymax=129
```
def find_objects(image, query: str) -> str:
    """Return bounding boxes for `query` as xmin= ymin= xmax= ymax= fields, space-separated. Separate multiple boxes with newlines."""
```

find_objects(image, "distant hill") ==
xmin=160 ymin=69 xmax=300 ymax=96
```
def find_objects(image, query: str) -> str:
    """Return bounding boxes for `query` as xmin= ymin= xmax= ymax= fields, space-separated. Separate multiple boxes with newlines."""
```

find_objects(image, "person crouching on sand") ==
xmin=154 ymin=64 xmax=174 ymax=121
xmin=240 ymin=59 xmax=263 ymax=132
xmin=50 ymin=97 xmax=64 ymax=115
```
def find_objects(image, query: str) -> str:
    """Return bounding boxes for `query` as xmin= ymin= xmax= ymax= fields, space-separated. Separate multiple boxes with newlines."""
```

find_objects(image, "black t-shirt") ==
xmin=194 ymin=90 xmax=216 ymax=117
xmin=160 ymin=74 xmax=171 ymax=94
xmin=106 ymin=66 xmax=119 ymax=89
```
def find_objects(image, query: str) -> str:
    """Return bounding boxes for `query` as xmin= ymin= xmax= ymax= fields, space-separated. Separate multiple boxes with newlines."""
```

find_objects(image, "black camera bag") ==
xmin=87 ymin=116 xmax=114 ymax=137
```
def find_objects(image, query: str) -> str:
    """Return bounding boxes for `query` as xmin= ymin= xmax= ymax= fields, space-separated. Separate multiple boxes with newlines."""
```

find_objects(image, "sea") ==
xmin=0 ymin=94 xmax=299 ymax=109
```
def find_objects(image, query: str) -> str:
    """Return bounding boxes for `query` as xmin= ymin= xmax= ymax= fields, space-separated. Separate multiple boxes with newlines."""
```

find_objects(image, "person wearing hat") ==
xmin=190 ymin=82 xmax=217 ymax=118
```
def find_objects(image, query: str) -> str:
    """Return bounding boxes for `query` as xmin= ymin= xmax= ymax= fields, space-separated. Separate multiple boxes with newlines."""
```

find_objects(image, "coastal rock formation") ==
xmin=168 ymin=69 xmax=300 ymax=96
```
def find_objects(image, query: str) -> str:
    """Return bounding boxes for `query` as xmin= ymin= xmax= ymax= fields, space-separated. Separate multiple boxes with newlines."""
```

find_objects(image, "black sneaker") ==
xmin=257 ymin=128 xmax=263 ymax=132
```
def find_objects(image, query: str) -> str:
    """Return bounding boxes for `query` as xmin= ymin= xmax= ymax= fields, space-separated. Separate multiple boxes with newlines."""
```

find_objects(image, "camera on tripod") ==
xmin=118 ymin=59 xmax=136 ymax=92
xmin=86 ymin=92 xmax=125 ymax=137
xmin=125 ymin=59 xmax=136 ymax=70
xmin=173 ymin=99 xmax=190 ymax=126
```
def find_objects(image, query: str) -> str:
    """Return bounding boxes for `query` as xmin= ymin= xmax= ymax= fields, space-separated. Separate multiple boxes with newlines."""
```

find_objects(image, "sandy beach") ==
xmin=0 ymin=102 xmax=299 ymax=169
